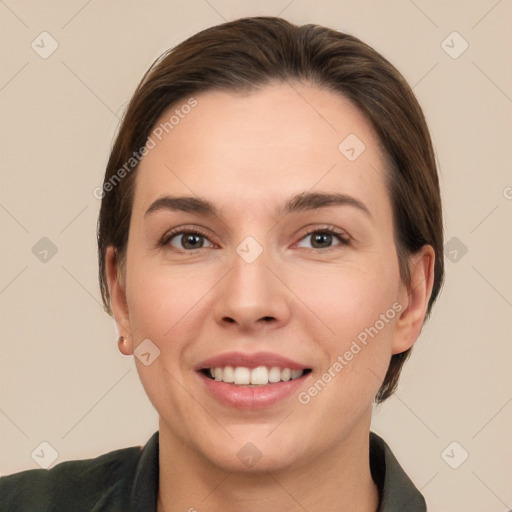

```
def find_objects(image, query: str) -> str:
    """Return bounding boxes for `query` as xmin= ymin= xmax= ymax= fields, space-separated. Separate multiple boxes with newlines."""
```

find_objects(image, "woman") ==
xmin=0 ymin=16 xmax=443 ymax=512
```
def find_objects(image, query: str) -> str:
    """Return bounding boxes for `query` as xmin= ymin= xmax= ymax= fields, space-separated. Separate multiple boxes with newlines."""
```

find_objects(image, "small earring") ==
xmin=118 ymin=335 xmax=127 ymax=345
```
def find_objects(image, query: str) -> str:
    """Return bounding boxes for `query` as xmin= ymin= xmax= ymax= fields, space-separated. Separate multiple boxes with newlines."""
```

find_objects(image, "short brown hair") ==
xmin=98 ymin=16 xmax=444 ymax=402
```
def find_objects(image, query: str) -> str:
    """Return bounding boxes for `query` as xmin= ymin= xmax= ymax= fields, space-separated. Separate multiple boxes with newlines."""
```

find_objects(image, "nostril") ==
xmin=261 ymin=316 xmax=275 ymax=322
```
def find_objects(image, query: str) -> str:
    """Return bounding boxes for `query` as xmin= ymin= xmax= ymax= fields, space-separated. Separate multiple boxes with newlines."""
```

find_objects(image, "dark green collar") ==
xmin=370 ymin=432 xmax=426 ymax=511
xmin=130 ymin=431 xmax=426 ymax=512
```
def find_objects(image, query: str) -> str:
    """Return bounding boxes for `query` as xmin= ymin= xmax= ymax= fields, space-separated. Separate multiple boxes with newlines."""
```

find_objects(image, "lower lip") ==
xmin=198 ymin=372 xmax=309 ymax=409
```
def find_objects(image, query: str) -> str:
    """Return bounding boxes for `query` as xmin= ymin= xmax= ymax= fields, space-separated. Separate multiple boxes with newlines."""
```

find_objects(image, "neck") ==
xmin=157 ymin=418 xmax=379 ymax=512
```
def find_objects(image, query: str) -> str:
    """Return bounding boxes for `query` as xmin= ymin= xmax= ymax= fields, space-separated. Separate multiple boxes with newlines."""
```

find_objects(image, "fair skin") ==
xmin=106 ymin=82 xmax=434 ymax=512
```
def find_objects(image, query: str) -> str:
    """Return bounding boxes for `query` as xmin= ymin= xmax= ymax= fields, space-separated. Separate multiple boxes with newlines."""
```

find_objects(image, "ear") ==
xmin=106 ymin=246 xmax=134 ymax=355
xmin=392 ymin=245 xmax=435 ymax=355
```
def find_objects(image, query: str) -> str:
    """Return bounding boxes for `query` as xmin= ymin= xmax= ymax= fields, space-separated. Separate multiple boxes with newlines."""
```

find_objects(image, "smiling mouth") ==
xmin=201 ymin=366 xmax=312 ymax=386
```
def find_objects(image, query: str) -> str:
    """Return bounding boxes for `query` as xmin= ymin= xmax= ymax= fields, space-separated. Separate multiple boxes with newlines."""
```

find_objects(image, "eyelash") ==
xmin=158 ymin=226 xmax=213 ymax=251
xmin=158 ymin=225 xmax=351 ymax=252
xmin=298 ymin=226 xmax=351 ymax=249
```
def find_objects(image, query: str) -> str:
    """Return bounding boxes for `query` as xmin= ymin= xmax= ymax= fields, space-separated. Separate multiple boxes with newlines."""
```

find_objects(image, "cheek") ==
xmin=294 ymin=254 xmax=400 ymax=343
xmin=294 ymin=249 xmax=401 ymax=402
xmin=123 ymin=258 xmax=213 ymax=416
xmin=124 ymin=256 xmax=215 ymax=353
xmin=297 ymin=274 xmax=400 ymax=423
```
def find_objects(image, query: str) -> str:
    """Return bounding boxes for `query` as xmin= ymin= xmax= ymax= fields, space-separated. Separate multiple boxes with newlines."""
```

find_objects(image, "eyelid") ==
xmin=159 ymin=225 xmax=217 ymax=250
xmin=158 ymin=224 xmax=351 ymax=251
xmin=294 ymin=225 xmax=351 ymax=246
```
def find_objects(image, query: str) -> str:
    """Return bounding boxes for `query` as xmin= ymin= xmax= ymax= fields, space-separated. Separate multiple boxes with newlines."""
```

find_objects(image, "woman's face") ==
xmin=111 ymin=82 xmax=427 ymax=472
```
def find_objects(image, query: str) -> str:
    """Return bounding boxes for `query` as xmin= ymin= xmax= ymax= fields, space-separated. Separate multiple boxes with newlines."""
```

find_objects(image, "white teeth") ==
xmin=233 ymin=367 xmax=251 ymax=385
xmin=291 ymin=369 xmax=303 ymax=380
xmin=222 ymin=365 xmax=234 ymax=383
xmin=206 ymin=366 xmax=305 ymax=385
xmin=268 ymin=366 xmax=281 ymax=383
xmin=250 ymin=366 xmax=268 ymax=385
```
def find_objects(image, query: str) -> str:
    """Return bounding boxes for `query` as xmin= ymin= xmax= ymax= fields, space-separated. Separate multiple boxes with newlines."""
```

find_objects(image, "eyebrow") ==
xmin=144 ymin=192 xmax=372 ymax=219
xmin=281 ymin=192 xmax=372 ymax=218
xmin=145 ymin=196 xmax=216 ymax=216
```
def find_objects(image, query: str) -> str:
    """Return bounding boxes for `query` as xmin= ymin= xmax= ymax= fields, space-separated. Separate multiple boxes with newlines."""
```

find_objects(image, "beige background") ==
xmin=1 ymin=1 xmax=511 ymax=510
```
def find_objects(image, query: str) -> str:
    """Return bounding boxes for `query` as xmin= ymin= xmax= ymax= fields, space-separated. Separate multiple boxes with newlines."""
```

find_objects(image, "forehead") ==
xmin=133 ymin=82 xmax=389 ymax=218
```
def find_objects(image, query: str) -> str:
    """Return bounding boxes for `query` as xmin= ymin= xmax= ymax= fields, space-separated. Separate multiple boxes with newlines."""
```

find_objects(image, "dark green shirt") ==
xmin=0 ymin=432 xmax=426 ymax=511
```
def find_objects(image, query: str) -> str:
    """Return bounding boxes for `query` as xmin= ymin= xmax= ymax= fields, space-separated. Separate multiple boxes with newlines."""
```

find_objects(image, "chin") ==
xmin=196 ymin=427 xmax=310 ymax=475
xmin=212 ymin=445 xmax=303 ymax=475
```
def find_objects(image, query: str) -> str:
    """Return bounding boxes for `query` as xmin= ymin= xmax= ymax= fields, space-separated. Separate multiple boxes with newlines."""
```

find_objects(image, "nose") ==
xmin=212 ymin=248 xmax=291 ymax=332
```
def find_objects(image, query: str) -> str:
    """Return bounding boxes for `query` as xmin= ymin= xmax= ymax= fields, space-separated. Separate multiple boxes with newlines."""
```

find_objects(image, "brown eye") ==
xmin=296 ymin=229 xmax=348 ymax=249
xmin=167 ymin=232 xmax=214 ymax=250
xmin=310 ymin=232 xmax=334 ymax=249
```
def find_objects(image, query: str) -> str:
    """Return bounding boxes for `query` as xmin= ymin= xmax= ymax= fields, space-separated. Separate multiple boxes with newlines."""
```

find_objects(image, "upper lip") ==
xmin=196 ymin=351 xmax=309 ymax=371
